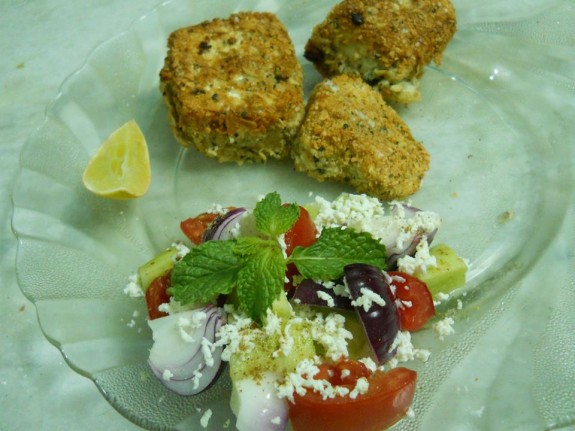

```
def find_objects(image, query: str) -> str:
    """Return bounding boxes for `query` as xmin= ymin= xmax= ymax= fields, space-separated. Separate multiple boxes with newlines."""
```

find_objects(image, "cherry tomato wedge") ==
xmin=145 ymin=273 xmax=171 ymax=320
xmin=283 ymin=205 xmax=317 ymax=255
xmin=389 ymin=271 xmax=435 ymax=331
xmin=180 ymin=212 xmax=220 ymax=245
xmin=283 ymin=205 xmax=317 ymax=291
xmin=289 ymin=360 xmax=417 ymax=431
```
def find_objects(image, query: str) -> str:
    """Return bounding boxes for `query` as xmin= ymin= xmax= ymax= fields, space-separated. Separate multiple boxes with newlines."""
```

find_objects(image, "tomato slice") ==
xmin=389 ymin=271 xmax=435 ymax=331
xmin=289 ymin=360 xmax=417 ymax=431
xmin=180 ymin=212 xmax=220 ymax=245
xmin=145 ymin=273 xmax=171 ymax=320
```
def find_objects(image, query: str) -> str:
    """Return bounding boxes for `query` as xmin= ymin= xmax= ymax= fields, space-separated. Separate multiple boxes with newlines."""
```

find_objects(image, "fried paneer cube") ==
xmin=304 ymin=0 xmax=456 ymax=104
xmin=160 ymin=12 xmax=305 ymax=164
xmin=292 ymin=74 xmax=429 ymax=199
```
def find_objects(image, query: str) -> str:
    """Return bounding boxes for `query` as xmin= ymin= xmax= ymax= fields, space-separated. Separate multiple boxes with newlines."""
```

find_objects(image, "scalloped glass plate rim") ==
xmin=11 ymin=0 xmax=575 ymax=430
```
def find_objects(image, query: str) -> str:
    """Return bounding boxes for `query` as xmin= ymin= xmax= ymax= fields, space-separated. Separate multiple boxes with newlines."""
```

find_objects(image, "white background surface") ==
xmin=1 ymin=2 xmax=160 ymax=429
xmin=2 ymin=1 xmax=575 ymax=431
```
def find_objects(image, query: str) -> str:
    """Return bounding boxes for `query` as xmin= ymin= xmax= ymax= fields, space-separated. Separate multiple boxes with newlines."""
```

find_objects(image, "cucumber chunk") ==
xmin=138 ymin=246 xmax=178 ymax=291
xmin=415 ymin=244 xmax=467 ymax=296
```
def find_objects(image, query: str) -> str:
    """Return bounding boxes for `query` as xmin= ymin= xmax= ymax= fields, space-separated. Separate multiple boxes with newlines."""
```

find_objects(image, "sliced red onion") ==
xmin=384 ymin=204 xmax=439 ymax=269
xmin=148 ymin=305 xmax=226 ymax=396
xmin=344 ymin=264 xmax=400 ymax=364
xmin=202 ymin=207 xmax=247 ymax=242
xmin=231 ymin=372 xmax=288 ymax=431
xmin=291 ymin=279 xmax=352 ymax=310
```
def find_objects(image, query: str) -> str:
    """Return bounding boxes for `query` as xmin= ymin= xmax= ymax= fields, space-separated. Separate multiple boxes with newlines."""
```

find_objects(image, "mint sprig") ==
xmin=253 ymin=191 xmax=300 ymax=238
xmin=289 ymin=228 xmax=387 ymax=280
xmin=169 ymin=192 xmax=387 ymax=324
xmin=170 ymin=240 xmax=240 ymax=304
xmin=235 ymin=239 xmax=286 ymax=321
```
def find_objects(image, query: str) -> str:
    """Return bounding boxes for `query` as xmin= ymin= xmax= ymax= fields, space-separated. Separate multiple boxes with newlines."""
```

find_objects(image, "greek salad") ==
xmin=124 ymin=192 xmax=468 ymax=431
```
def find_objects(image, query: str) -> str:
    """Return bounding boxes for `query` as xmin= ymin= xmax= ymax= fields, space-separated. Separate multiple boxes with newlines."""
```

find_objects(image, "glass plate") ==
xmin=12 ymin=0 xmax=575 ymax=430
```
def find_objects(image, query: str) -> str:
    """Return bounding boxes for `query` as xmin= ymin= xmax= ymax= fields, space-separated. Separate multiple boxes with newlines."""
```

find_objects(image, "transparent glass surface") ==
xmin=12 ymin=0 xmax=575 ymax=430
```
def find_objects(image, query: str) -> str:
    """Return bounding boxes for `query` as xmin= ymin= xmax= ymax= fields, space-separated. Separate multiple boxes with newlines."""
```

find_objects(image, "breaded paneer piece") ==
xmin=160 ymin=12 xmax=305 ymax=164
xmin=292 ymin=75 xmax=429 ymax=200
xmin=304 ymin=0 xmax=456 ymax=104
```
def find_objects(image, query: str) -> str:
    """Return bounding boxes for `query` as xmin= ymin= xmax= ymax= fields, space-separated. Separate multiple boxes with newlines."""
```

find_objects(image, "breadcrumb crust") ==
xmin=304 ymin=0 xmax=456 ymax=103
xmin=292 ymin=74 xmax=430 ymax=199
xmin=160 ymin=12 xmax=305 ymax=164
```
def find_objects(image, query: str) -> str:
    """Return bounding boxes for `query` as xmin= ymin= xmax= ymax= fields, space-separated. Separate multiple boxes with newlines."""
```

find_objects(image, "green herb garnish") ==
xmin=170 ymin=192 xmax=387 ymax=323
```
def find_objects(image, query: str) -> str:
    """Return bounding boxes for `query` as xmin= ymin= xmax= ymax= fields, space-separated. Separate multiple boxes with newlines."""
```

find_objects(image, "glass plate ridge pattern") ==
xmin=12 ymin=0 xmax=575 ymax=430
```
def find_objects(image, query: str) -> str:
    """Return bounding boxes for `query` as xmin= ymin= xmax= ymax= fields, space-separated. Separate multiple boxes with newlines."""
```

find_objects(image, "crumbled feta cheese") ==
xmin=264 ymin=309 xmax=283 ymax=337
xmin=312 ymin=194 xmax=441 ymax=260
xmin=310 ymin=313 xmax=352 ymax=361
xmin=158 ymin=297 xmax=197 ymax=315
xmin=171 ymin=241 xmax=190 ymax=261
xmin=271 ymin=416 xmax=282 ymax=425
xmin=177 ymin=311 xmax=207 ymax=343
xmin=397 ymin=236 xmax=437 ymax=275
xmin=208 ymin=203 xmax=227 ymax=214
xmin=351 ymin=287 xmax=386 ymax=312
xmin=359 ymin=357 xmax=378 ymax=373
xmin=321 ymin=280 xmax=350 ymax=298
xmin=276 ymin=358 xmax=350 ymax=403
xmin=123 ymin=273 xmax=143 ymax=298
xmin=200 ymin=409 xmax=212 ymax=428
xmin=201 ymin=337 xmax=215 ymax=367
xmin=433 ymin=317 xmax=455 ymax=340
xmin=192 ymin=364 xmax=203 ymax=390
xmin=387 ymin=331 xmax=431 ymax=367
xmin=162 ymin=369 xmax=174 ymax=381
xmin=317 ymin=290 xmax=335 ymax=307
xmin=349 ymin=377 xmax=369 ymax=399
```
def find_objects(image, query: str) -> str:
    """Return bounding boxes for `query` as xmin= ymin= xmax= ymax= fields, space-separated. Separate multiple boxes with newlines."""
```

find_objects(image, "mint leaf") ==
xmin=170 ymin=240 xmax=241 ymax=304
xmin=289 ymin=227 xmax=387 ymax=280
xmin=253 ymin=192 xmax=300 ymax=238
xmin=235 ymin=239 xmax=286 ymax=323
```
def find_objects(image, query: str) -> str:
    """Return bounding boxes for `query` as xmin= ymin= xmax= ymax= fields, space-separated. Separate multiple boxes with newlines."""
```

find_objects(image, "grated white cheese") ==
xmin=158 ymin=297 xmax=197 ymax=315
xmin=162 ymin=369 xmax=174 ymax=381
xmin=177 ymin=311 xmax=207 ymax=343
xmin=191 ymin=364 xmax=203 ymax=390
xmin=386 ymin=331 xmax=431 ymax=368
xmin=123 ymin=273 xmax=143 ymax=298
xmin=433 ymin=317 xmax=455 ymax=340
xmin=397 ymin=236 xmax=437 ymax=275
xmin=201 ymin=337 xmax=215 ymax=367
xmin=321 ymin=280 xmax=350 ymax=298
xmin=312 ymin=194 xmax=441 ymax=259
xmin=349 ymin=377 xmax=370 ymax=399
xmin=351 ymin=287 xmax=386 ymax=312
xmin=310 ymin=313 xmax=352 ymax=361
xmin=200 ymin=409 xmax=212 ymax=428
xmin=317 ymin=290 xmax=335 ymax=307
xmin=275 ymin=358 xmax=350 ymax=403
xmin=171 ymin=241 xmax=190 ymax=262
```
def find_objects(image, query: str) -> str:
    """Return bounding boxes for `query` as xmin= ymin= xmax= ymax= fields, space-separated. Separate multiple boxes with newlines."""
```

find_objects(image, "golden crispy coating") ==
xmin=292 ymin=75 xmax=429 ymax=200
xmin=304 ymin=0 xmax=456 ymax=103
xmin=160 ymin=12 xmax=305 ymax=164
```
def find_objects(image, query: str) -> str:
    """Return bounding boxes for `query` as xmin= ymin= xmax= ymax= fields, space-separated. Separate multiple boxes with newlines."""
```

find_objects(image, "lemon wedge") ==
xmin=82 ymin=120 xmax=151 ymax=199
